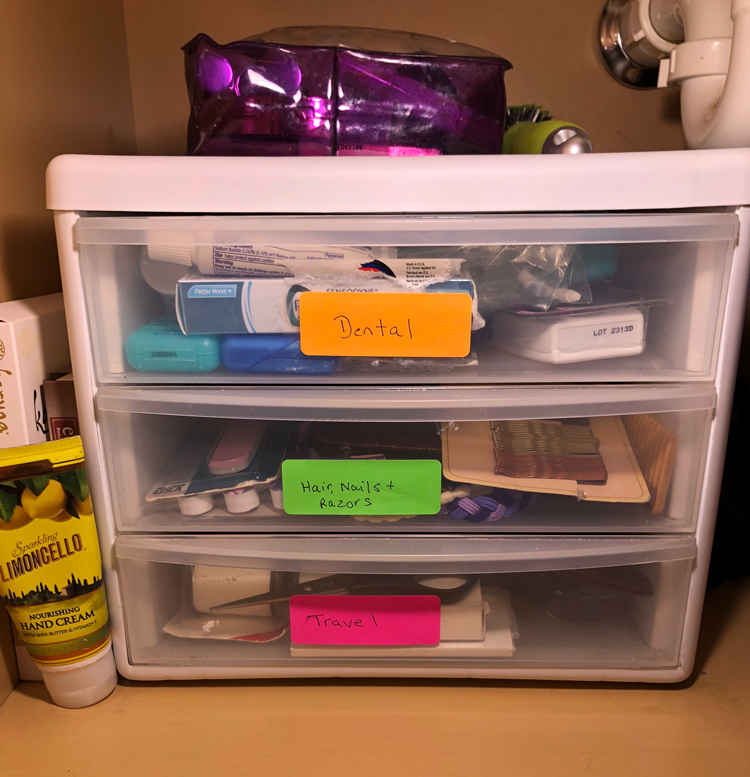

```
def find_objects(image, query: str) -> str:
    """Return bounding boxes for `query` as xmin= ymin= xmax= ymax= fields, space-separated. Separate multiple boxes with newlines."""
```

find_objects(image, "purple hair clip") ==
xmin=442 ymin=488 xmax=536 ymax=523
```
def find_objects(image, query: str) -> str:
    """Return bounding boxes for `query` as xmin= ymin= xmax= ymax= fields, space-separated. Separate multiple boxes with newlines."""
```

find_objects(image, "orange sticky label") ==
xmin=299 ymin=292 xmax=472 ymax=357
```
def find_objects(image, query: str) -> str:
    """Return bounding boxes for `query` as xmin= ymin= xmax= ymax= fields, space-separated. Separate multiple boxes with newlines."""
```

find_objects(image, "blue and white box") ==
xmin=176 ymin=271 xmax=483 ymax=334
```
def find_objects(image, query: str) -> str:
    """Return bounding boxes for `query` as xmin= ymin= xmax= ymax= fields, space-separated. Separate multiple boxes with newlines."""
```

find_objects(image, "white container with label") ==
xmin=493 ymin=308 xmax=646 ymax=364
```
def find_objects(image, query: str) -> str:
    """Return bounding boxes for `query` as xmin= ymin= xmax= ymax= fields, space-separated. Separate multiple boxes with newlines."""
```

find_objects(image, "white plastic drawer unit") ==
xmin=97 ymin=384 xmax=714 ymax=534
xmin=113 ymin=534 xmax=698 ymax=681
xmin=74 ymin=212 xmax=737 ymax=384
xmin=48 ymin=152 xmax=750 ymax=684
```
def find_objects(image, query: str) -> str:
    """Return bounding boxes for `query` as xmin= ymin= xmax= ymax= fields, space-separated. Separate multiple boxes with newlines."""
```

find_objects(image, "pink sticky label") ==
xmin=290 ymin=595 xmax=441 ymax=646
xmin=337 ymin=144 xmax=441 ymax=157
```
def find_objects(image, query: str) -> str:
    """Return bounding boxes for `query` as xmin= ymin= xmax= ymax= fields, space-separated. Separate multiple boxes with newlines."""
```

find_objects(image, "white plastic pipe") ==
xmin=683 ymin=0 xmax=750 ymax=148
xmin=651 ymin=0 xmax=732 ymax=39
xmin=631 ymin=0 xmax=750 ymax=148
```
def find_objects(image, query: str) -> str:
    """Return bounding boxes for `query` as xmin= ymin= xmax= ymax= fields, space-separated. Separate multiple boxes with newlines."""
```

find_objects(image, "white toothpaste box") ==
xmin=0 ymin=293 xmax=70 ymax=448
xmin=176 ymin=272 xmax=482 ymax=334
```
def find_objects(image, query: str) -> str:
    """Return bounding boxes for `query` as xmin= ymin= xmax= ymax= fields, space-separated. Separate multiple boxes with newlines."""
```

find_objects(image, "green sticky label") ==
xmin=282 ymin=459 xmax=442 ymax=515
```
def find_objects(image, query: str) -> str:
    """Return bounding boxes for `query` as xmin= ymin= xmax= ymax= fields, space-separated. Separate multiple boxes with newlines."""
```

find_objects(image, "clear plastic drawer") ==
xmin=96 ymin=384 xmax=714 ymax=534
xmin=76 ymin=212 xmax=737 ymax=384
xmin=115 ymin=534 xmax=696 ymax=674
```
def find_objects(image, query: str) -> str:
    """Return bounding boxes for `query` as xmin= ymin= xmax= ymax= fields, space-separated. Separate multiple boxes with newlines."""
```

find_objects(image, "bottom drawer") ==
xmin=114 ymin=535 xmax=697 ymax=680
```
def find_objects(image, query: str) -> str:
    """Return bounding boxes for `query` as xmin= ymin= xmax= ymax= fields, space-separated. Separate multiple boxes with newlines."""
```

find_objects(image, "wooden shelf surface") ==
xmin=2 ymin=578 xmax=749 ymax=777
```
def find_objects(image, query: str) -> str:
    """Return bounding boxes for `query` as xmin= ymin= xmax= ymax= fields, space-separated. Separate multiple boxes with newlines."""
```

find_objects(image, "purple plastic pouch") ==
xmin=184 ymin=34 xmax=335 ymax=156
xmin=183 ymin=28 xmax=511 ymax=156
xmin=335 ymin=49 xmax=510 ymax=156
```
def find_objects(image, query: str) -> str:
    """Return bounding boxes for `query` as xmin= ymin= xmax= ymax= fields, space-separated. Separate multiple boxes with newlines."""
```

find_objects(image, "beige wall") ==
xmin=0 ymin=610 xmax=17 ymax=707
xmin=0 ymin=0 xmax=136 ymax=694
xmin=122 ymin=0 xmax=686 ymax=156
xmin=0 ymin=0 xmax=136 ymax=303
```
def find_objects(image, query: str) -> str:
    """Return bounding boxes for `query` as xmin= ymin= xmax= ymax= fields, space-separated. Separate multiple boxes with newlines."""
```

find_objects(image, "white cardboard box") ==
xmin=0 ymin=293 xmax=70 ymax=447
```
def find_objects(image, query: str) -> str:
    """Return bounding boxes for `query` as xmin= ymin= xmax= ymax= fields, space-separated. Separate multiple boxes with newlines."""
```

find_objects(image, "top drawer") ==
xmin=75 ymin=212 xmax=738 ymax=385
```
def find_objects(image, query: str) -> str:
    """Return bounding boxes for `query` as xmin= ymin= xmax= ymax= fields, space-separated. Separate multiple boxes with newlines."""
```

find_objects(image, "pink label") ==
xmin=290 ymin=595 xmax=441 ymax=646
xmin=337 ymin=144 xmax=441 ymax=157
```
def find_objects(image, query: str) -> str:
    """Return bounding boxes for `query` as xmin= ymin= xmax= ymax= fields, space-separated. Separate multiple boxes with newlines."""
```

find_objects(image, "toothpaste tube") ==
xmin=176 ymin=272 xmax=484 ymax=334
xmin=148 ymin=244 xmax=462 ymax=285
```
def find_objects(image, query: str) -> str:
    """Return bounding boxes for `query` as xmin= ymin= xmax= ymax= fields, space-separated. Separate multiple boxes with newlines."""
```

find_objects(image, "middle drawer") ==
xmin=97 ymin=383 xmax=714 ymax=535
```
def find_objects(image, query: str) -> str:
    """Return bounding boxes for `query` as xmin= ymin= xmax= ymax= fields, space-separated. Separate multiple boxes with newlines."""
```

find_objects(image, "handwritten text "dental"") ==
xmin=333 ymin=315 xmax=413 ymax=340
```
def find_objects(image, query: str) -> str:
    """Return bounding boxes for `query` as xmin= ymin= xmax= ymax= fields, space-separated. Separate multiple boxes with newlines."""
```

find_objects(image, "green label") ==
xmin=282 ymin=459 xmax=442 ymax=515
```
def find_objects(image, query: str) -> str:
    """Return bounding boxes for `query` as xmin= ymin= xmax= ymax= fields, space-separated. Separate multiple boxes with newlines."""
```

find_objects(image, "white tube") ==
xmin=140 ymin=248 xmax=185 ymax=295
xmin=147 ymin=244 xmax=463 ymax=285
xmin=148 ymin=245 xmax=391 ymax=276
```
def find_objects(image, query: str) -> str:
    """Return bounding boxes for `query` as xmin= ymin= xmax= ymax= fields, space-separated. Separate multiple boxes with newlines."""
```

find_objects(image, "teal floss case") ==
xmin=126 ymin=317 xmax=221 ymax=372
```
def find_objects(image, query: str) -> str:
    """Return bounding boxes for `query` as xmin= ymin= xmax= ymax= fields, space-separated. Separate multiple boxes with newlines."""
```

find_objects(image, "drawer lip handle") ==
xmin=114 ymin=534 xmax=697 ymax=575
xmin=95 ymin=384 xmax=717 ymax=421
xmin=72 ymin=211 xmax=740 ymax=247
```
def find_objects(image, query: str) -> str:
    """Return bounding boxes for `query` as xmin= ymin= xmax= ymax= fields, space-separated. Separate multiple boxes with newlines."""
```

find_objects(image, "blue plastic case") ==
xmin=221 ymin=333 xmax=339 ymax=374
xmin=126 ymin=317 xmax=221 ymax=372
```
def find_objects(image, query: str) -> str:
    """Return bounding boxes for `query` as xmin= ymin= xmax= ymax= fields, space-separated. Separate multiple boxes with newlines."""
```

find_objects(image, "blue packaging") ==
xmin=221 ymin=334 xmax=339 ymax=374
xmin=176 ymin=271 xmax=483 ymax=334
xmin=126 ymin=317 xmax=221 ymax=372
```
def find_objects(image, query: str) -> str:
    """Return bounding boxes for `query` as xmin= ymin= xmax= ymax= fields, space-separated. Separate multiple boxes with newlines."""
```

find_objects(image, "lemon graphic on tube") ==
xmin=21 ymin=480 xmax=67 ymax=519
xmin=0 ymin=505 xmax=32 ymax=531
xmin=74 ymin=495 xmax=93 ymax=516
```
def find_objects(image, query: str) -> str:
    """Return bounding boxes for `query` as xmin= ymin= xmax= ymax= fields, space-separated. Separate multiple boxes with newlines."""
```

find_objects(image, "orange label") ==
xmin=299 ymin=292 xmax=472 ymax=357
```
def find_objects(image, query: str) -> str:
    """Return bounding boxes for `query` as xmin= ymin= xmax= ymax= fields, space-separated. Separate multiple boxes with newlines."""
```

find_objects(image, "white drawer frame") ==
xmin=49 ymin=151 xmax=750 ymax=682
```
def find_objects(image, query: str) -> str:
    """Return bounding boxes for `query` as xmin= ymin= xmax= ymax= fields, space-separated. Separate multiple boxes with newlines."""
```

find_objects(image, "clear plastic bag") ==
xmin=397 ymin=244 xmax=592 ymax=314
xmin=472 ymin=244 xmax=593 ymax=313
xmin=341 ymin=353 xmax=479 ymax=373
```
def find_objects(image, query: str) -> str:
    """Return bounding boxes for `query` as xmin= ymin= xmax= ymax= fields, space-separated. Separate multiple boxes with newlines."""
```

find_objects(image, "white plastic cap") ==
xmin=179 ymin=492 xmax=214 ymax=516
xmin=224 ymin=487 xmax=260 ymax=513
xmin=140 ymin=248 xmax=187 ymax=295
xmin=147 ymin=244 xmax=195 ymax=266
xmin=40 ymin=644 xmax=117 ymax=709
xmin=271 ymin=487 xmax=284 ymax=511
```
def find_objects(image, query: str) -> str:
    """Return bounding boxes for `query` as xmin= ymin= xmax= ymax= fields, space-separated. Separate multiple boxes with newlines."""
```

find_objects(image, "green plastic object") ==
xmin=503 ymin=120 xmax=593 ymax=154
xmin=125 ymin=317 xmax=221 ymax=372
xmin=282 ymin=459 xmax=442 ymax=515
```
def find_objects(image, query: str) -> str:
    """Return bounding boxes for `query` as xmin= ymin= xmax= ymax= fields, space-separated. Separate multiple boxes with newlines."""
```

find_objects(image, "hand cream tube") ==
xmin=0 ymin=438 xmax=116 ymax=708
xmin=147 ymin=244 xmax=462 ymax=285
